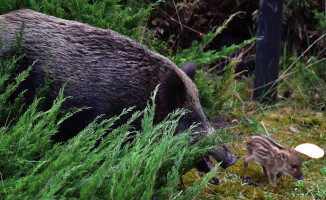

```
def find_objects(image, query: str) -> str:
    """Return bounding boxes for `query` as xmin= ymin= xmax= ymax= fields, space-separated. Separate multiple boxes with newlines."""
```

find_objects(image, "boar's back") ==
xmin=0 ymin=9 xmax=188 ymax=140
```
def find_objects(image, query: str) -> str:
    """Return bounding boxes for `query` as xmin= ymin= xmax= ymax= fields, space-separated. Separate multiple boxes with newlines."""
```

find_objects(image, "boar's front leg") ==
xmin=196 ymin=155 xmax=216 ymax=172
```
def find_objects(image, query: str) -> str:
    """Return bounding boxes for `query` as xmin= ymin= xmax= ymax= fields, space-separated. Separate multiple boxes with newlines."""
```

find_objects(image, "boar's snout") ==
xmin=199 ymin=122 xmax=237 ymax=169
xmin=196 ymin=144 xmax=238 ymax=172
xmin=209 ymin=144 xmax=238 ymax=169
xmin=295 ymin=172 xmax=304 ymax=180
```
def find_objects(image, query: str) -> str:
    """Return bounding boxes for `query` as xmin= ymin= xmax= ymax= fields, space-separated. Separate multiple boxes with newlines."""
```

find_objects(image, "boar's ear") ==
xmin=281 ymin=152 xmax=288 ymax=161
xmin=181 ymin=62 xmax=196 ymax=80
xmin=156 ymin=71 xmax=186 ymax=122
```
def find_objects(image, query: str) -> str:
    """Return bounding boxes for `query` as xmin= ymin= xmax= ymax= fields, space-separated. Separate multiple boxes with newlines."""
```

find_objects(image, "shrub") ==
xmin=0 ymin=24 xmax=224 ymax=199
xmin=0 ymin=0 xmax=163 ymax=41
xmin=171 ymin=12 xmax=258 ymax=117
xmin=1 ymin=85 xmax=221 ymax=199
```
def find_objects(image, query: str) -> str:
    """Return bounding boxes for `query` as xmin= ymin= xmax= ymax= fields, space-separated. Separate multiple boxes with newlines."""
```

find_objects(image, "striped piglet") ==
xmin=244 ymin=134 xmax=304 ymax=186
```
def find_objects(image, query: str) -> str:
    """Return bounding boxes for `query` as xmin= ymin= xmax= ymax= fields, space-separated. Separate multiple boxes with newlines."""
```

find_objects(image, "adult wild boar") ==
xmin=0 ymin=9 xmax=237 ymax=170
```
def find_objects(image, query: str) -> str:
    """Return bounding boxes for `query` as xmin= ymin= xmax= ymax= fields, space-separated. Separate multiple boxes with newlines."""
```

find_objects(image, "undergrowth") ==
xmin=0 ymin=0 xmax=259 ymax=118
xmin=0 ymin=77 xmax=222 ymax=199
xmin=0 ymin=0 xmax=162 ymax=42
xmin=0 ymin=25 xmax=227 ymax=199
xmin=182 ymin=88 xmax=326 ymax=199
xmin=1 ymin=1 xmax=325 ymax=199
xmin=171 ymin=12 xmax=259 ymax=117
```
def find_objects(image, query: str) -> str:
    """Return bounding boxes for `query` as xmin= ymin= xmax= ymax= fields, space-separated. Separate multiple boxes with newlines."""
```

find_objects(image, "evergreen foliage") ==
xmin=171 ymin=12 xmax=259 ymax=116
xmin=0 ymin=84 xmax=221 ymax=199
xmin=0 ymin=1 xmax=258 ymax=116
xmin=35 ymin=45 xmax=54 ymax=110
xmin=172 ymin=12 xmax=257 ymax=67
xmin=0 ymin=21 xmax=28 ymax=128
xmin=0 ymin=3 xmax=252 ymax=198
xmin=314 ymin=10 xmax=326 ymax=32
xmin=0 ymin=0 xmax=163 ymax=41
xmin=0 ymin=25 xmax=223 ymax=199
xmin=1 ymin=1 xmax=325 ymax=199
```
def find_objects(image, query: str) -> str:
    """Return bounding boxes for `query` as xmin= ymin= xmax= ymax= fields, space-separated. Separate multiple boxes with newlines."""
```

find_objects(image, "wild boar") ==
xmin=244 ymin=134 xmax=304 ymax=186
xmin=0 ymin=9 xmax=237 ymax=170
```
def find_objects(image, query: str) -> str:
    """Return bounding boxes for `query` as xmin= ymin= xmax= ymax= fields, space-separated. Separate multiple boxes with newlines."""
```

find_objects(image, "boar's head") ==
xmin=280 ymin=148 xmax=304 ymax=180
xmin=156 ymin=63 xmax=237 ymax=171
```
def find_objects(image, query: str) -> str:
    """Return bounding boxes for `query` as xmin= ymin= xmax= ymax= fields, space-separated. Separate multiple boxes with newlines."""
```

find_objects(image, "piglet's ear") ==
xmin=281 ymin=152 xmax=288 ymax=161
xmin=156 ymin=71 xmax=186 ymax=122
xmin=181 ymin=62 xmax=196 ymax=80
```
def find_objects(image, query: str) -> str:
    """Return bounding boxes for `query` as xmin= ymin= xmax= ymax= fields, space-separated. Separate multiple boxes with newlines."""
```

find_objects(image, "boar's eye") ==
xmin=291 ymin=164 xmax=297 ymax=169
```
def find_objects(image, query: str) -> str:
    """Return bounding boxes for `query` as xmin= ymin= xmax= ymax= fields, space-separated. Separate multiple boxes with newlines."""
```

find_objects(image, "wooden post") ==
xmin=253 ymin=0 xmax=283 ymax=103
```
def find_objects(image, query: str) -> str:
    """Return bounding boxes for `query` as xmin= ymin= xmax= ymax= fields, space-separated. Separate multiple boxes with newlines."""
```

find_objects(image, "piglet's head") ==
xmin=280 ymin=148 xmax=304 ymax=180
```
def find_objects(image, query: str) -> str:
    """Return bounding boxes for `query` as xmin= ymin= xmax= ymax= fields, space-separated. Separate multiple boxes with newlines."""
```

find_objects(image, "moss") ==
xmin=181 ymin=105 xmax=326 ymax=199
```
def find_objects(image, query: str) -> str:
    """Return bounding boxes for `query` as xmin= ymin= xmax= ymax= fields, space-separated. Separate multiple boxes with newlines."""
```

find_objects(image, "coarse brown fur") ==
xmin=0 ymin=9 xmax=237 ymax=169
